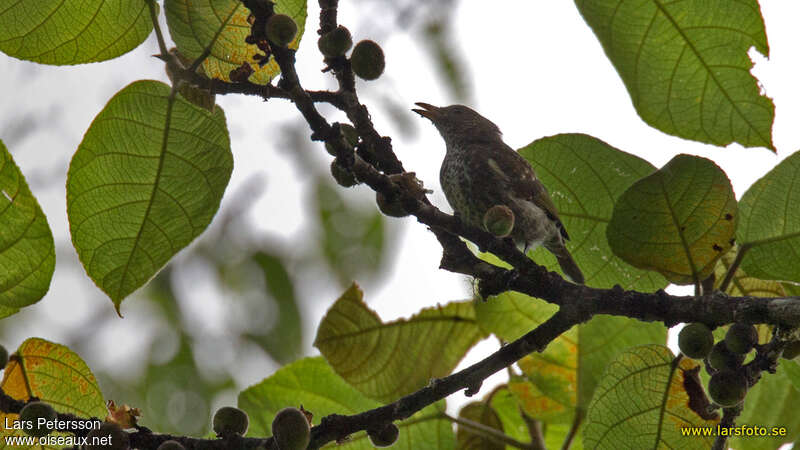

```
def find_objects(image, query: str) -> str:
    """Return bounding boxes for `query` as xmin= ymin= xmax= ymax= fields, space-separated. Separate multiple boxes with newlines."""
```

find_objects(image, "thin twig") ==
xmin=718 ymin=245 xmax=751 ymax=293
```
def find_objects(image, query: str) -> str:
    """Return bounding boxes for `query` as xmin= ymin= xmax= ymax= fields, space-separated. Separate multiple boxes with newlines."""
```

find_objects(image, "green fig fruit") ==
xmin=351 ymin=40 xmax=385 ymax=81
xmin=330 ymin=159 xmax=358 ymax=187
xmin=19 ymin=401 xmax=57 ymax=437
xmin=707 ymin=370 xmax=747 ymax=407
xmin=157 ymin=440 xmax=186 ymax=450
xmin=483 ymin=205 xmax=515 ymax=237
xmin=271 ymin=407 xmax=310 ymax=450
xmin=368 ymin=422 xmax=399 ymax=447
xmin=376 ymin=192 xmax=409 ymax=218
xmin=318 ymin=26 xmax=353 ymax=57
xmin=266 ymin=14 xmax=298 ymax=47
xmin=724 ymin=323 xmax=758 ymax=354
xmin=677 ymin=323 xmax=714 ymax=359
xmin=708 ymin=341 xmax=745 ymax=371
xmin=213 ymin=406 xmax=249 ymax=437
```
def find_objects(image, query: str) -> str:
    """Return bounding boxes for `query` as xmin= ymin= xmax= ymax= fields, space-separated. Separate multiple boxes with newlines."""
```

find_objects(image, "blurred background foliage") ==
xmin=0 ymin=0 xmax=471 ymax=435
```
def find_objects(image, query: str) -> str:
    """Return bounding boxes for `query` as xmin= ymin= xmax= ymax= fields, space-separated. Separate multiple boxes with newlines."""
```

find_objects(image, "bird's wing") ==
xmin=472 ymin=142 xmax=570 ymax=241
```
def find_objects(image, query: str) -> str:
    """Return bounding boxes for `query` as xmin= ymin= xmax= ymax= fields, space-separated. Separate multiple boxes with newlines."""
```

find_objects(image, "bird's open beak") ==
xmin=412 ymin=102 xmax=440 ymax=121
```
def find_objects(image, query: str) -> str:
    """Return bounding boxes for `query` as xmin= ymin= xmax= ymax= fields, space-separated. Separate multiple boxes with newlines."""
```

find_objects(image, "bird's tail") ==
xmin=547 ymin=242 xmax=584 ymax=285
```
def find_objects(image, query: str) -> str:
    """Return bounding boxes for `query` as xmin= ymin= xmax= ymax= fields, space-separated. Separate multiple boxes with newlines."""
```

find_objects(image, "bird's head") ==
xmin=413 ymin=103 xmax=502 ymax=146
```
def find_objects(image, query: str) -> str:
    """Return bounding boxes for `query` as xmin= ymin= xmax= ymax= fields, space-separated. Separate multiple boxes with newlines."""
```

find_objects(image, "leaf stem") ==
xmin=146 ymin=0 xmax=168 ymax=57
xmin=718 ymin=245 xmax=751 ymax=293
xmin=560 ymin=408 xmax=584 ymax=450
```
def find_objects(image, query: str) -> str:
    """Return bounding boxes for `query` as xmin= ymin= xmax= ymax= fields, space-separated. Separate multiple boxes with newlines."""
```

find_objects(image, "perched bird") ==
xmin=413 ymin=103 xmax=584 ymax=284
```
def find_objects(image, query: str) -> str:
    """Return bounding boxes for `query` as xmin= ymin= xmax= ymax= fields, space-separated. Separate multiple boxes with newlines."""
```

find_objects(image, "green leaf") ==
xmin=239 ymin=357 xmax=455 ymax=449
xmin=0 ymin=338 xmax=107 ymax=449
xmin=583 ymin=345 xmax=717 ymax=450
xmin=575 ymin=0 xmax=773 ymax=149
xmin=737 ymin=150 xmax=800 ymax=283
xmin=67 ymin=80 xmax=232 ymax=311
xmin=252 ymin=251 xmax=302 ymax=364
xmin=314 ymin=283 xmax=487 ymax=403
xmin=165 ymin=0 xmax=307 ymax=84
xmin=783 ymin=359 xmax=800 ymax=393
xmin=476 ymin=291 xmax=665 ymax=425
xmin=714 ymin=246 xmax=786 ymax=297
xmin=456 ymin=402 xmax=504 ymax=450
xmin=488 ymin=387 xmax=536 ymax=449
xmin=730 ymin=361 xmax=800 ymax=450
xmin=0 ymin=0 xmax=153 ymax=65
xmin=0 ymin=140 xmax=55 ymax=317
xmin=607 ymin=154 xmax=737 ymax=285
xmin=518 ymin=133 xmax=667 ymax=291
xmin=316 ymin=181 xmax=387 ymax=286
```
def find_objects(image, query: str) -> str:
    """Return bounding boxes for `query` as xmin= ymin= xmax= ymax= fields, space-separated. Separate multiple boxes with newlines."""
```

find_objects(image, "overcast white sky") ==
xmin=1 ymin=0 xmax=798 ymax=412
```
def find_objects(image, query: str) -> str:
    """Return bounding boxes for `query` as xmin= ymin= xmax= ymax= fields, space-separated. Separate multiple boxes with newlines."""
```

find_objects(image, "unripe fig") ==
xmin=272 ymin=407 xmax=310 ymax=450
xmin=368 ymin=422 xmax=399 ymax=447
xmin=707 ymin=370 xmax=747 ymax=407
xmin=376 ymin=192 xmax=409 ymax=217
xmin=340 ymin=124 xmax=359 ymax=147
xmin=330 ymin=159 xmax=357 ymax=187
xmin=724 ymin=323 xmax=758 ymax=354
xmin=318 ymin=26 xmax=353 ymax=57
xmin=677 ymin=323 xmax=714 ymax=359
xmin=213 ymin=406 xmax=249 ymax=437
xmin=157 ymin=440 xmax=186 ymax=450
xmin=19 ymin=401 xmax=57 ymax=437
xmin=708 ymin=341 xmax=745 ymax=371
xmin=483 ymin=205 xmax=515 ymax=237
xmin=85 ymin=422 xmax=129 ymax=450
xmin=783 ymin=341 xmax=800 ymax=360
xmin=266 ymin=14 xmax=298 ymax=47
xmin=0 ymin=344 xmax=7 ymax=370
xmin=325 ymin=124 xmax=359 ymax=156
xmin=350 ymin=40 xmax=385 ymax=80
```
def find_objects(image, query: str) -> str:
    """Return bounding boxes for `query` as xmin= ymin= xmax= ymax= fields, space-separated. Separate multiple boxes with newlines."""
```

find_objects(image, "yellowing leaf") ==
xmin=607 ymin=154 xmax=737 ymax=285
xmin=165 ymin=0 xmax=308 ymax=84
xmin=476 ymin=291 xmax=665 ymax=425
xmin=314 ymin=283 xmax=486 ymax=403
xmin=0 ymin=338 xmax=106 ymax=448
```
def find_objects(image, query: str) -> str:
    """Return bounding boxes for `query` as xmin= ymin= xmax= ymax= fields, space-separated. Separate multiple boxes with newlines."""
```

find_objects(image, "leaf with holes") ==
xmin=607 ymin=154 xmax=737 ymax=285
xmin=165 ymin=0 xmax=307 ymax=84
xmin=737 ymin=150 xmax=800 ymax=284
xmin=583 ymin=345 xmax=717 ymax=449
xmin=575 ymin=0 xmax=773 ymax=149
xmin=0 ymin=140 xmax=55 ymax=318
xmin=67 ymin=80 xmax=232 ymax=312
xmin=0 ymin=0 xmax=153 ymax=65
xmin=518 ymin=133 xmax=667 ymax=291
xmin=0 ymin=338 xmax=106 ymax=447
xmin=314 ymin=283 xmax=486 ymax=403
